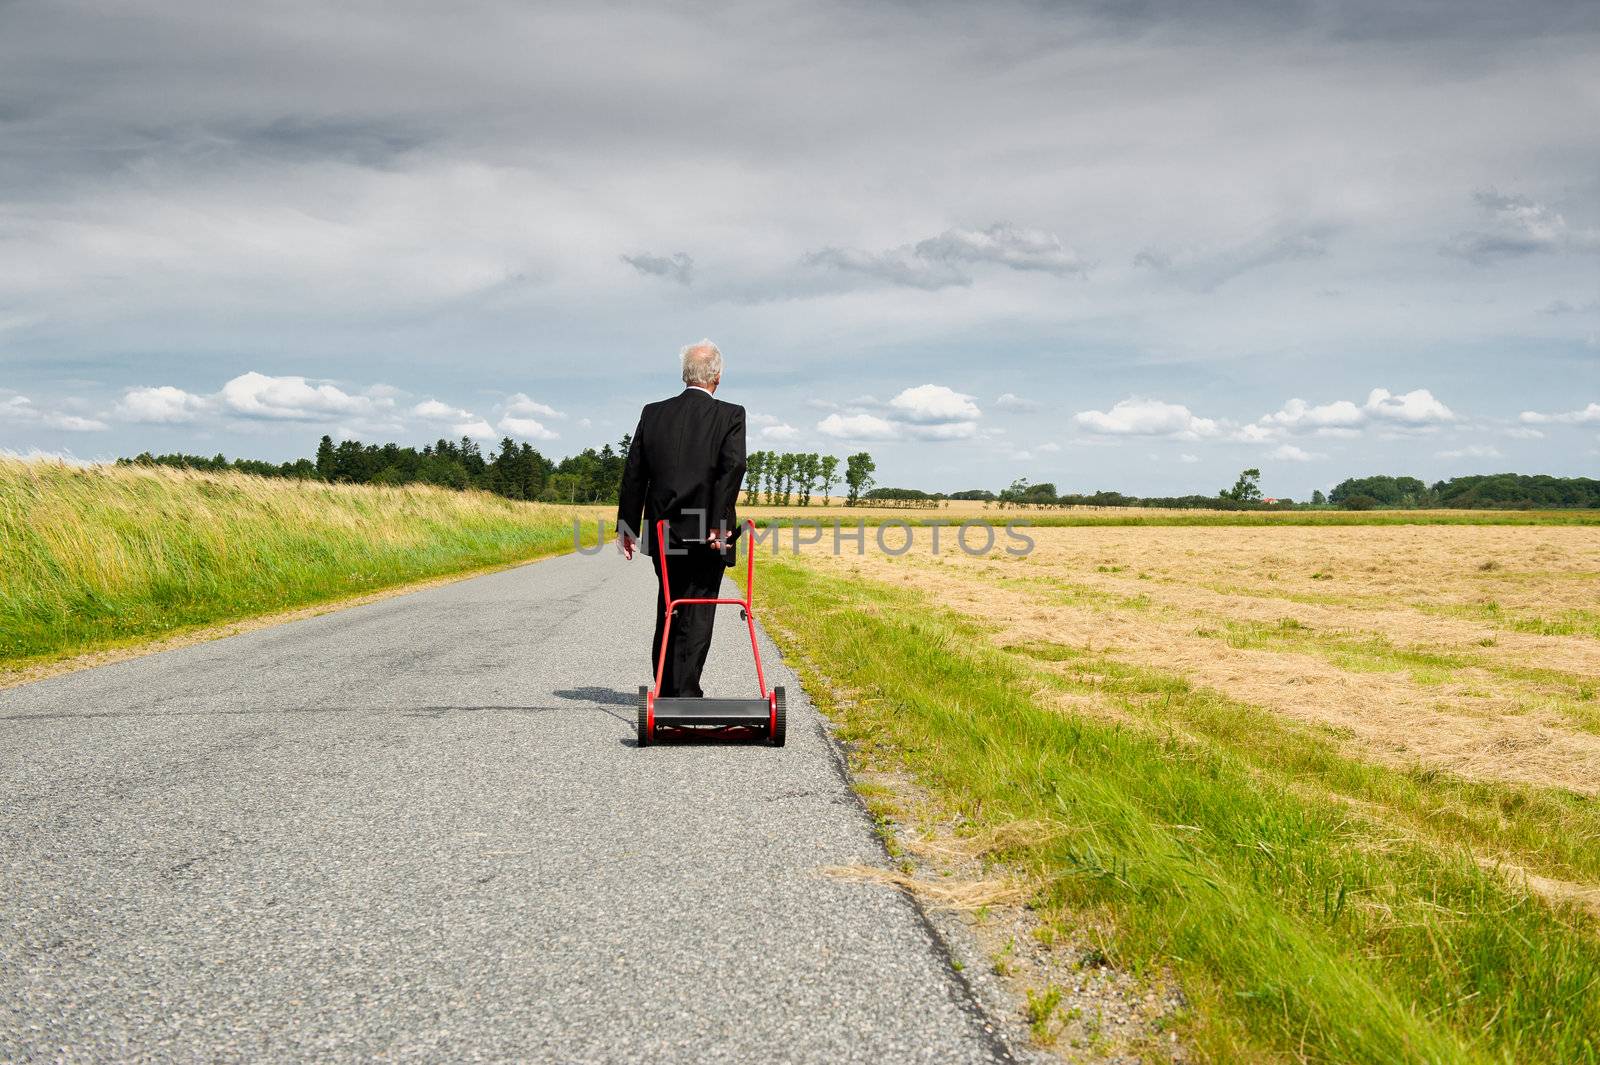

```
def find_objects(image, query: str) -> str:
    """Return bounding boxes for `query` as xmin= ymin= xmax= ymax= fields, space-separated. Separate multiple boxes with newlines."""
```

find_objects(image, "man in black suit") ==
xmin=615 ymin=340 xmax=747 ymax=698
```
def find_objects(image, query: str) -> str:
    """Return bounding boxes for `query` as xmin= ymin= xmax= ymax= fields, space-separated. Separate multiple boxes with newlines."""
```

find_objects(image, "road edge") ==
xmin=753 ymin=620 xmax=1042 ymax=1064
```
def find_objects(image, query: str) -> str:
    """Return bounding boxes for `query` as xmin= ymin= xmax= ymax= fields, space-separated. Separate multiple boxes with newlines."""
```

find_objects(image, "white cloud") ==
xmin=1363 ymin=387 xmax=1454 ymax=425
xmin=1247 ymin=387 xmax=1455 ymax=441
xmin=499 ymin=416 xmax=558 ymax=440
xmin=1073 ymin=398 xmax=1219 ymax=440
xmin=414 ymin=398 xmax=474 ymax=420
xmin=752 ymin=412 xmax=801 ymax=442
xmin=115 ymin=385 xmax=210 ymax=423
xmin=817 ymin=412 xmax=900 ymax=440
xmin=1270 ymin=444 xmax=1322 ymax=462
xmin=1036 ymin=441 xmax=1061 ymax=453
xmin=906 ymin=420 xmax=979 ymax=440
xmin=810 ymin=383 xmax=982 ymax=442
xmin=103 ymin=379 xmax=586 ymax=449
xmin=888 ymin=384 xmax=980 ymax=424
xmin=1178 ymin=453 xmax=1200 ymax=463
xmin=1502 ymin=426 xmax=1545 ymax=439
xmin=0 ymin=447 xmax=98 ymax=465
xmin=504 ymin=393 xmax=564 ymax=419
xmin=52 ymin=414 xmax=110 ymax=432
xmin=994 ymin=392 xmax=1040 ymax=413
xmin=1519 ymin=402 xmax=1600 ymax=425
xmin=759 ymin=422 xmax=801 ymax=442
xmin=219 ymin=372 xmax=384 ymax=420
xmin=1436 ymin=444 xmax=1503 ymax=459
xmin=2 ymin=392 xmax=108 ymax=431
xmin=1259 ymin=397 xmax=1364 ymax=431
xmin=421 ymin=394 xmax=566 ymax=442
xmin=453 ymin=419 xmax=498 ymax=440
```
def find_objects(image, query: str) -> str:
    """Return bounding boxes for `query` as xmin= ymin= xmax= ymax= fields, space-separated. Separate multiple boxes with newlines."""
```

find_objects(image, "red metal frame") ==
xmin=648 ymin=518 xmax=773 ymax=734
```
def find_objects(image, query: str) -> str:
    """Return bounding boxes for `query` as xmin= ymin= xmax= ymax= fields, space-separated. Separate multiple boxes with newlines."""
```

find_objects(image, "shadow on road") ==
xmin=552 ymin=686 xmax=636 ymax=725
xmin=553 ymin=686 xmax=637 ymax=707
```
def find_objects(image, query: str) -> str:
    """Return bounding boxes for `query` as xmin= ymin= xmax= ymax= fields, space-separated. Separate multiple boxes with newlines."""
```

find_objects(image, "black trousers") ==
xmin=650 ymin=544 xmax=727 ymax=698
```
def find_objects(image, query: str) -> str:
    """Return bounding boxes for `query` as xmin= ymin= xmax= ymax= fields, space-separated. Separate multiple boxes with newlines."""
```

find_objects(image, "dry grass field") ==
xmin=801 ymin=525 xmax=1600 ymax=794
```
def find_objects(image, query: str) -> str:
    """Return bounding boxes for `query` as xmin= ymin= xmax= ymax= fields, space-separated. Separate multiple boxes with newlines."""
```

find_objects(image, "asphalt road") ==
xmin=0 ymin=549 xmax=1013 ymax=1063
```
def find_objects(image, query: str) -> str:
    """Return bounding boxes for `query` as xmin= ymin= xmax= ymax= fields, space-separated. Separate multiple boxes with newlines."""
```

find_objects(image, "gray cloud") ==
xmin=224 ymin=117 xmax=432 ymax=168
xmin=1543 ymin=297 xmax=1600 ymax=315
xmin=806 ymin=223 xmax=1088 ymax=291
xmin=1135 ymin=231 xmax=1331 ymax=291
xmin=1077 ymin=0 xmax=1600 ymax=41
xmin=914 ymin=223 xmax=1091 ymax=278
xmin=803 ymin=246 xmax=971 ymax=291
xmin=1442 ymin=190 xmax=1600 ymax=263
xmin=622 ymin=252 xmax=694 ymax=286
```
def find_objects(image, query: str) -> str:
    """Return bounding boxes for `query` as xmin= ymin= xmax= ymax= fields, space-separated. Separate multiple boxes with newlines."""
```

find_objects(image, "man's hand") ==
xmin=617 ymin=531 xmax=635 ymax=560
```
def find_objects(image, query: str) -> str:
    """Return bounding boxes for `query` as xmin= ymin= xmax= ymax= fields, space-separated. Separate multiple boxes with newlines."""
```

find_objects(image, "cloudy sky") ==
xmin=2 ymin=0 xmax=1597 ymax=497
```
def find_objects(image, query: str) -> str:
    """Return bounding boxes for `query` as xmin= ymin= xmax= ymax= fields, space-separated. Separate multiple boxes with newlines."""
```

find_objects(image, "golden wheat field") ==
xmin=793 ymin=524 xmax=1600 ymax=795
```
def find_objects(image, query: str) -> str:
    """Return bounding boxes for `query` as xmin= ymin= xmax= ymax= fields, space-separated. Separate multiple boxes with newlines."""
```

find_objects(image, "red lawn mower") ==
xmin=637 ymin=518 xmax=785 ymax=747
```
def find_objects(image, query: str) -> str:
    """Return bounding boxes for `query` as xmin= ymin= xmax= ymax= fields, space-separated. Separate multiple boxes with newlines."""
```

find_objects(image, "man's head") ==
xmin=680 ymin=339 xmax=723 ymax=392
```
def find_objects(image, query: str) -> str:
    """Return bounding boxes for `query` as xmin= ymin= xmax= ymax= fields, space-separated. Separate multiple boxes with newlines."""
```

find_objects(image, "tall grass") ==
xmin=761 ymin=560 xmax=1600 ymax=1064
xmin=0 ymin=459 xmax=587 ymax=668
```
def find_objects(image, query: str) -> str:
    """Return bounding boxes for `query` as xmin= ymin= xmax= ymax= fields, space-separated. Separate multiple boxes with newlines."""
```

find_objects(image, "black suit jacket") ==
xmin=616 ymin=388 xmax=747 ymax=566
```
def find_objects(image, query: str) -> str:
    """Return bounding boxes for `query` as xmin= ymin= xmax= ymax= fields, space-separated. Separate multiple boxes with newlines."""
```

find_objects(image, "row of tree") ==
xmin=123 ymin=434 xmax=629 ymax=504
xmin=122 ymin=438 xmax=889 ymax=508
xmin=743 ymin=451 xmax=877 ymax=505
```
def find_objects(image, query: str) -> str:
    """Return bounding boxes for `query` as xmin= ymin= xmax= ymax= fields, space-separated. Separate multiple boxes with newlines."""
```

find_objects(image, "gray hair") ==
xmin=680 ymin=338 xmax=723 ymax=386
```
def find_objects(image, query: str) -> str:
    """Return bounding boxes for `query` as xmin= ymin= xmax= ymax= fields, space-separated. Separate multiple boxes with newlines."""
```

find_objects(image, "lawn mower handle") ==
xmin=651 ymin=518 xmax=767 ymax=700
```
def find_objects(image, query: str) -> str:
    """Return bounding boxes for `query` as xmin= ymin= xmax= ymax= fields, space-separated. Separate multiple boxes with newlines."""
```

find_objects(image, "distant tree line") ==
xmin=1329 ymin=474 xmax=1600 ymax=510
xmin=120 ymin=439 xmax=1599 ymax=512
xmin=992 ymin=478 xmax=1289 ymax=511
xmin=122 ymin=434 xmax=628 ymax=504
xmin=987 ymin=470 xmax=1600 ymax=511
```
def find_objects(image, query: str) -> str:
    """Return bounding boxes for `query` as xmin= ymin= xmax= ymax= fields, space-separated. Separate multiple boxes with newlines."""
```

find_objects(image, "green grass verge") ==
xmin=1 ymin=460 xmax=589 ymax=669
xmin=760 ymin=559 xmax=1600 ymax=1064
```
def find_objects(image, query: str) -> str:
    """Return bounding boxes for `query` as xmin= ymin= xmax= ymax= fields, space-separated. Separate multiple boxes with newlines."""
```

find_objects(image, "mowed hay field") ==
xmin=758 ymin=523 xmax=1600 ymax=1062
xmin=0 ymin=459 xmax=589 ymax=674
xmin=740 ymin=499 xmax=1599 ymax=526
xmin=818 ymin=525 xmax=1600 ymax=791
